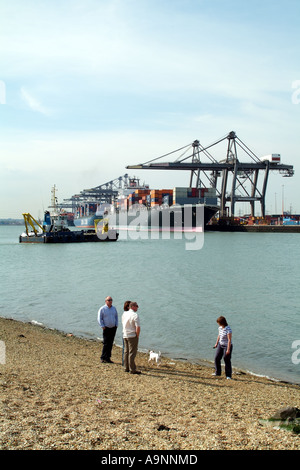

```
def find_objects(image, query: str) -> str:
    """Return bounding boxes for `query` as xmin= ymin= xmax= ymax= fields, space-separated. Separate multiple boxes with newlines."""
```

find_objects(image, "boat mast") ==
xmin=51 ymin=185 xmax=59 ymax=216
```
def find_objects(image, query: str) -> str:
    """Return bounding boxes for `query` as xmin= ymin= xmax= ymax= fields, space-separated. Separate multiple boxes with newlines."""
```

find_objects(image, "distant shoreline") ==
xmin=0 ymin=219 xmax=23 ymax=225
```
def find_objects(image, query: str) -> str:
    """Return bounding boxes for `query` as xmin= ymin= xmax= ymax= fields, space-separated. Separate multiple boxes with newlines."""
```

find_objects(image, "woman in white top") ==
xmin=213 ymin=316 xmax=233 ymax=379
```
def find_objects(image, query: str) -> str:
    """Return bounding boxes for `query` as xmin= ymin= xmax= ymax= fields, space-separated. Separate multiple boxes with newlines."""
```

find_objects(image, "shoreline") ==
xmin=8 ymin=316 xmax=299 ymax=387
xmin=1 ymin=316 xmax=300 ymax=450
xmin=206 ymin=224 xmax=300 ymax=232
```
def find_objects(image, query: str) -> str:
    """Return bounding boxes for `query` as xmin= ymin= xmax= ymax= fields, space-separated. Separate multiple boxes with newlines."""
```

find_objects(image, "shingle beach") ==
xmin=0 ymin=317 xmax=299 ymax=450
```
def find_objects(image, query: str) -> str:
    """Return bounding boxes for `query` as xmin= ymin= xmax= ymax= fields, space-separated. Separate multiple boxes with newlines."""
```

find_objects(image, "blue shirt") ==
xmin=97 ymin=304 xmax=118 ymax=328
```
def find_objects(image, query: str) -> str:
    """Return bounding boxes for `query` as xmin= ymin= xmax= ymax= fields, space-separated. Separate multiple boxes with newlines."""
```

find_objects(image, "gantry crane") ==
xmin=126 ymin=131 xmax=294 ymax=218
xmin=53 ymin=174 xmax=146 ymax=214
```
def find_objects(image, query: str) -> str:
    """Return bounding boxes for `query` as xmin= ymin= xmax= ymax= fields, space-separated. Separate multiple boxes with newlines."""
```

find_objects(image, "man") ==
xmin=122 ymin=301 xmax=141 ymax=374
xmin=97 ymin=296 xmax=118 ymax=363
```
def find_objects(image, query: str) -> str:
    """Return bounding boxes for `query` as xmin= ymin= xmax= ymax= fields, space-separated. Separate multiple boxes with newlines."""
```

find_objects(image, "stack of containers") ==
xmin=202 ymin=188 xmax=218 ymax=205
xmin=150 ymin=189 xmax=174 ymax=207
xmin=134 ymin=188 xmax=151 ymax=206
xmin=89 ymin=203 xmax=97 ymax=214
xmin=173 ymin=187 xmax=199 ymax=205
xmin=150 ymin=189 xmax=161 ymax=206
xmin=124 ymin=188 xmax=152 ymax=209
xmin=161 ymin=189 xmax=173 ymax=206
xmin=123 ymin=186 xmax=218 ymax=209
xmin=128 ymin=192 xmax=136 ymax=208
xmin=173 ymin=187 xmax=187 ymax=204
xmin=187 ymin=188 xmax=199 ymax=198
xmin=173 ymin=187 xmax=218 ymax=205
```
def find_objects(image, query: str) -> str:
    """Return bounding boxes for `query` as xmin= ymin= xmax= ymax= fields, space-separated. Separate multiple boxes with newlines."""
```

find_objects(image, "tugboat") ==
xmin=19 ymin=185 xmax=118 ymax=243
xmin=19 ymin=211 xmax=118 ymax=243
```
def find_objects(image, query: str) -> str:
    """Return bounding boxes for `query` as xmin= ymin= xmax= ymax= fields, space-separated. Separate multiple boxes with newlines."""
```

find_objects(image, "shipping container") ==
xmin=260 ymin=154 xmax=281 ymax=163
xmin=163 ymin=195 xmax=172 ymax=205
xmin=173 ymin=187 xmax=188 ymax=192
xmin=204 ymin=197 xmax=218 ymax=205
xmin=173 ymin=197 xmax=200 ymax=205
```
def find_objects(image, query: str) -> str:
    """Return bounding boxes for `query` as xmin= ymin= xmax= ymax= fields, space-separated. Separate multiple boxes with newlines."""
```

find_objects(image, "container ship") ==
xmin=73 ymin=178 xmax=219 ymax=231
xmin=73 ymin=204 xmax=106 ymax=228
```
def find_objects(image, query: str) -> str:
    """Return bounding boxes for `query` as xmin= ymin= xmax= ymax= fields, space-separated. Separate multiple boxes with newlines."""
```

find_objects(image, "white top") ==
xmin=219 ymin=325 xmax=232 ymax=347
xmin=122 ymin=309 xmax=140 ymax=338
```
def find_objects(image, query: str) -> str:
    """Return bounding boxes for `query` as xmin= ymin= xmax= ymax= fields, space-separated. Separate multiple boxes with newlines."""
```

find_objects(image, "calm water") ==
xmin=0 ymin=225 xmax=299 ymax=384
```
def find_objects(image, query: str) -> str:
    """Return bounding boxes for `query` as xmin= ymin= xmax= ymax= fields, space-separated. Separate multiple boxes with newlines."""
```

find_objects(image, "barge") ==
xmin=19 ymin=212 xmax=118 ymax=243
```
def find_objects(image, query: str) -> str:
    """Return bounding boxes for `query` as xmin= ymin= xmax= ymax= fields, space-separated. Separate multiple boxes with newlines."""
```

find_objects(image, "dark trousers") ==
xmin=214 ymin=343 xmax=233 ymax=378
xmin=101 ymin=326 xmax=117 ymax=361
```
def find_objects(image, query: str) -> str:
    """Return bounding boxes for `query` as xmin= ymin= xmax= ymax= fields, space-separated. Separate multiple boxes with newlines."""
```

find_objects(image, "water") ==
xmin=1 ymin=225 xmax=300 ymax=385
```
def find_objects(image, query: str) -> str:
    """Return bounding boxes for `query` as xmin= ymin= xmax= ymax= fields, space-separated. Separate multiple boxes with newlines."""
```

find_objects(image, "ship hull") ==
xmin=73 ymin=215 xmax=99 ymax=228
xmin=106 ymin=204 xmax=218 ymax=231
xmin=19 ymin=229 xmax=118 ymax=243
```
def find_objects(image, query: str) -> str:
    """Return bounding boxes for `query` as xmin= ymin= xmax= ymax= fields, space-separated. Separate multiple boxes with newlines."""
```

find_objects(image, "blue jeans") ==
xmin=214 ymin=343 xmax=233 ymax=378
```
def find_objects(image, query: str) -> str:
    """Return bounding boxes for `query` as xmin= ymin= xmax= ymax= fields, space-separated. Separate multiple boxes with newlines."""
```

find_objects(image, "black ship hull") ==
xmin=107 ymin=204 xmax=218 ymax=231
xmin=19 ymin=229 xmax=118 ymax=243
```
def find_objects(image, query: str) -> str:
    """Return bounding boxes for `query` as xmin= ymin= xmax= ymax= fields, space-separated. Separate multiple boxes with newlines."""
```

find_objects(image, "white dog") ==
xmin=148 ymin=350 xmax=161 ymax=366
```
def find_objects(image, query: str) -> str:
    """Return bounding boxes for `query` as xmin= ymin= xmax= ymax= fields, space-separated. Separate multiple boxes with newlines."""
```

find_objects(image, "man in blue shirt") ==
xmin=97 ymin=296 xmax=118 ymax=363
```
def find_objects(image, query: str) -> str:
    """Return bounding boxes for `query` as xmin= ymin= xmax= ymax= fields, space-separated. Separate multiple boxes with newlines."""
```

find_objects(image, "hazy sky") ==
xmin=1 ymin=0 xmax=300 ymax=218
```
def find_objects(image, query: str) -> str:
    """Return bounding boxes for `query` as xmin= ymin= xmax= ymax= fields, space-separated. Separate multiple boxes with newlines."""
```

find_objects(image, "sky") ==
xmin=1 ymin=0 xmax=300 ymax=218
